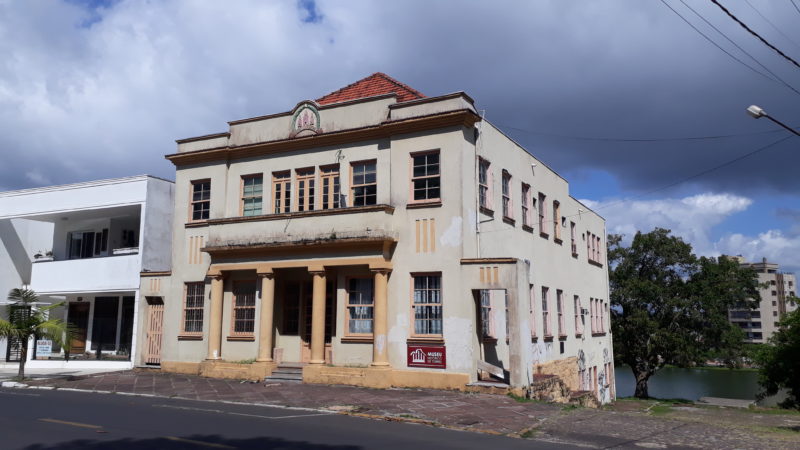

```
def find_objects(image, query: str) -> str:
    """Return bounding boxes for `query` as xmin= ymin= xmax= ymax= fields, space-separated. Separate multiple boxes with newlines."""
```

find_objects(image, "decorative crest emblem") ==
xmin=290 ymin=101 xmax=322 ymax=137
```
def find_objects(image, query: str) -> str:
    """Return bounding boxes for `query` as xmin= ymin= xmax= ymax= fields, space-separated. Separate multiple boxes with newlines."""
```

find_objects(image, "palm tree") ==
xmin=0 ymin=288 xmax=71 ymax=379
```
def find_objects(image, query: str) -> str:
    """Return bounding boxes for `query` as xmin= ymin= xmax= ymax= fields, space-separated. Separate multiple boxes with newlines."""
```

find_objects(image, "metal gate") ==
xmin=144 ymin=298 xmax=164 ymax=365
xmin=5 ymin=337 xmax=23 ymax=362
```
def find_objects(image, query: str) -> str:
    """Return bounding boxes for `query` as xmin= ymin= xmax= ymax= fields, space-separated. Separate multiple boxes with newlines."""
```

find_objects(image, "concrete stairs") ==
xmin=264 ymin=363 xmax=305 ymax=383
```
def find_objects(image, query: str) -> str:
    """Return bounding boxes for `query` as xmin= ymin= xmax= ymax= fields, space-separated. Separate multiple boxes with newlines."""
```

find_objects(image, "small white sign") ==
xmin=36 ymin=340 xmax=52 ymax=357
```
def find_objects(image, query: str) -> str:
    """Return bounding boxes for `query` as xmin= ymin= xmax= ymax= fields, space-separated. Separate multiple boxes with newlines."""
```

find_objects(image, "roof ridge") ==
xmin=372 ymin=72 xmax=426 ymax=99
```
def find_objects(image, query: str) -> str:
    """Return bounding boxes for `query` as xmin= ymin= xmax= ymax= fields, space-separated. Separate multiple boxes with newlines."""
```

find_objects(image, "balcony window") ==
xmin=320 ymin=165 xmax=341 ymax=210
xmin=272 ymin=171 xmax=292 ymax=213
xmin=351 ymin=161 xmax=377 ymax=206
xmin=295 ymin=168 xmax=316 ymax=212
xmin=190 ymin=180 xmax=211 ymax=221
xmin=411 ymin=151 xmax=440 ymax=202
xmin=241 ymin=175 xmax=263 ymax=217
xmin=67 ymin=230 xmax=108 ymax=259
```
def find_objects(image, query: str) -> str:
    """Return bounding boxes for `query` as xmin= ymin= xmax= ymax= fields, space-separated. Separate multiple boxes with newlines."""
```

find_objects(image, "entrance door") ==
xmin=67 ymin=302 xmax=90 ymax=354
xmin=144 ymin=298 xmax=164 ymax=365
xmin=300 ymin=281 xmax=335 ymax=363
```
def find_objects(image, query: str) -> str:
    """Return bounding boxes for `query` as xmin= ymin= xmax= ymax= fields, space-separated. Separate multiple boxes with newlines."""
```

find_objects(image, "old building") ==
xmin=728 ymin=257 xmax=797 ymax=344
xmin=0 ymin=175 xmax=173 ymax=369
xmin=142 ymin=73 xmax=614 ymax=402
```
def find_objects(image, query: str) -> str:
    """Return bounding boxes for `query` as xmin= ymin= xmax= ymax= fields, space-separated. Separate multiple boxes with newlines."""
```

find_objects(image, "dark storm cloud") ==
xmin=0 ymin=0 xmax=798 ymax=194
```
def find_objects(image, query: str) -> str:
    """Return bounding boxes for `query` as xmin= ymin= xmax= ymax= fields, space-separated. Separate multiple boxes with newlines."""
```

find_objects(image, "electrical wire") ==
xmin=743 ymin=0 xmax=800 ymax=51
xmin=498 ymin=123 xmax=788 ymax=143
xmin=710 ymin=0 xmax=800 ymax=69
xmin=792 ymin=0 xmax=800 ymax=17
xmin=676 ymin=0 xmax=800 ymax=97
xmin=659 ymin=0 xmax=780 ymax=83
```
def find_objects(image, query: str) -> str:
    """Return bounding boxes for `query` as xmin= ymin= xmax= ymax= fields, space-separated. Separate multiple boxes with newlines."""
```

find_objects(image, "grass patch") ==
xmin=744 ymin=405 xmax=800 ymax=416
xmin=398 ymin=414 xmax=420 ymax=419
xmin=561 ymin=404 xmax=581 ymax=412
xmin=648 ymin=404 xmax=673 ymax=416
xmin=230 ymin=358 xmax=256 ymax=365
xmin=507 ymin=392 xmax=540 ymax=403
xmin=520 ymin=428 xmax=538 ymax=439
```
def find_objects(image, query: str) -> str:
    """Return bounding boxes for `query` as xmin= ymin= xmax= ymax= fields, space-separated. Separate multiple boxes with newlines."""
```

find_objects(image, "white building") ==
xmin=0 ymin=175 xmax=173 ymax=370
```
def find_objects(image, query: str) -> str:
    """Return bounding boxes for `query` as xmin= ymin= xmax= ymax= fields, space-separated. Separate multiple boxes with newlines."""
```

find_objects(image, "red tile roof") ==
xmin=316 ymin=72 xmax=425 ymax=105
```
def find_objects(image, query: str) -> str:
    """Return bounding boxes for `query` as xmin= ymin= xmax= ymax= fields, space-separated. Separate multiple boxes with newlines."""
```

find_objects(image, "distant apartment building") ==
xmin=140 ymin=73 xmax=614 ymax=403
xmin=728 ymin=257 xmax=797 ymax=344
xmin=0 ymin=176 xmax=173 ymax=369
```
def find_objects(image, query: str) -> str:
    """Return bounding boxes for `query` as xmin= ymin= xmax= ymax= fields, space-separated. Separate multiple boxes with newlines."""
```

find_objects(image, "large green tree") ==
xmin=609 ymin=228 xmax=760 ymax=398
xmin=755 ymin=307 xmax=800 ymax=409
xmin=0 ymin=288 xmax=70 ymax=379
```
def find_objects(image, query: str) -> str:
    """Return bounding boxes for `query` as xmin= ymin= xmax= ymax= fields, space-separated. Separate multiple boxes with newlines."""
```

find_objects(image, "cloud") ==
xmin=716 ymin=230 xmax=800 ymax=273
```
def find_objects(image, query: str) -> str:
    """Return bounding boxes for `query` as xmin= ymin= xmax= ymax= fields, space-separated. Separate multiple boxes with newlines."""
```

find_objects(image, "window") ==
xmin=272 ymin=172 xmax=291 ymax=213
xmin=501 ymin=171 xmax=512 ymax=219
xmin=600 ymin=300 xmax=605 ymax=333
xmin=590 ymin=298 xmax=596 ymax=333
xmin=241 ymin=175 xmax=263 ymax=216
xmin=587 ymin=233 xmax=603 ymax=265
xmin=557 ymin=289 xmax=566 ymax=336
xmin=320 ymin=165 xmax=340 ymax=210
xmin=412 ymin=274 xmax=442 ymax=336
xmin=68 ymin=230 xmax=108 ymax=260
xmin=538 ymin=193 xmax=547 ymax=236
xmin=521 ymin=183 xmax=531 ymax=227
xmin=478 ymin=158 xmax=491 ymax=210
xmin=183 ymin=282 xmax=205 ymax=334
xmin=295 ymin=168 xmax=315 ymax=212
xmin=504 ymin=291 xmax=510 ymax=338
xmin=411 ymin=151 xmax=440 ymax=201
xmin=574 ymin=295 xmax=583 ymax=335
xmin=231 ymin=281 xmax=256 ymax=336
xmin=596 ymin=236 xmax=602 ymax=262
xmin=570 ymin=222 xmax=577 ymax=255
xmin=351 ymin=161 xmax=377 ymax=206
xmin=190 ymin=180 xmax=211 ymax=221
xmin=542 ymin=286 xmax=551 ymax=337
xmin=553 ymin=201 xmax=561 ymax=240
xmin=347 ymin=278 xmax=374 ymax=335
xmin=480 ymin=290 xmax=493 ymax=338
xmin=529 ymin=285 xmax=536 ymax=338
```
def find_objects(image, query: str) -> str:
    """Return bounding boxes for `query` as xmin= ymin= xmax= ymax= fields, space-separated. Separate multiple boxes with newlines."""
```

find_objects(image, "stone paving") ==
xmin=23 ymin=370 xmax=800 ymax=449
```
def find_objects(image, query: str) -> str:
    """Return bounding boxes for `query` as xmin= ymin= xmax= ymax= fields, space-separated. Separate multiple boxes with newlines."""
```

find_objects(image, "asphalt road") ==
xmin=0 ymin=387 xmax=576 ymax=449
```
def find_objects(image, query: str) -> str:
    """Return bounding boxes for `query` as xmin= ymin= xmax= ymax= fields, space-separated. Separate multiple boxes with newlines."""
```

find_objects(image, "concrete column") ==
xmin=206 ymin=274 xmax=224 ymax=360
xmin=256 ymin=271 xmax=275 ymax=362
xmin=309 ymin=267 xmax=326 ymax=364
xmin=371 ymin=268 xmax=391 ymax=367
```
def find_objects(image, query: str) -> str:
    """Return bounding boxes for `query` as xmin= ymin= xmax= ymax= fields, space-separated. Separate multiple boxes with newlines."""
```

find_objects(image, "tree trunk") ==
xmin=634 ymin=371 xmax=650 ymax=398
xmin=17 ymin=344 xmax=27 ymax=380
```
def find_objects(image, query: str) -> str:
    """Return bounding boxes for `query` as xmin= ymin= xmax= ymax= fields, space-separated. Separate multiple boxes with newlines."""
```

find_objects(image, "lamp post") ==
xmin=746 ymin=105 xmax=800 ymax=137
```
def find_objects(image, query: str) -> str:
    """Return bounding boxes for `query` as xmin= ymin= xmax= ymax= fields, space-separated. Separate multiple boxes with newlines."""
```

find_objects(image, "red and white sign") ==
xmin=407 ymin=344 xmax=446 ymax=369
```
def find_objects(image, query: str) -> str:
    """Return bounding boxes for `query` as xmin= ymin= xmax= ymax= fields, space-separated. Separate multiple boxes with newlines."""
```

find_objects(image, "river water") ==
xmin=614 ymin=366 xmax=784 ymax=406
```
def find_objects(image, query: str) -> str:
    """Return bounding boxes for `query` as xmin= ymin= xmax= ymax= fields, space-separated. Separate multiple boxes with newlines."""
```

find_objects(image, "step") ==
xmin=271 ymin=368 xmax=303 ymax=376
xmin=265 ymin=373 xmax=303 ymax=382
xmin=467 ymin=381 xmax=510 ymax=388
xmin=277 ymin=362 xmax=306 ymax=369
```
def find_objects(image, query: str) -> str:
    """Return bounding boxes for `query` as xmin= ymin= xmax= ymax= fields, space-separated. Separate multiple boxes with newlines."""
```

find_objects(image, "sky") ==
xmin=0 ymin=0 xmax=798 ymax=271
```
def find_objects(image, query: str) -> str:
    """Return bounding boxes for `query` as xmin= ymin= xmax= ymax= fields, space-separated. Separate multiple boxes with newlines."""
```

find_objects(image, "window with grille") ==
xmin=272 ymin=172 xmax=292 ymax=213
xmin=347 ymin=278 xmax=374 ymax=335
xmin=412 ymin=274 xmax=442 ymax=336
xmin=241 ymin=175 xmax=263 ymax=216
xmin=501 ymin=171 xmax=512 ymax=219
xmin=190 ymin=180 xmax=210 ymax=221
xmin=351 ymin=161 xmax=377 ymax=206
xmin=478 ymin=158 xmax=491 ymax=209
xmin=183 ymin=282 xmax=205 ymax=334
xmin=231 ymin=281 xmax=256 ymax=336
xmin=411 ymin=151 xmax=440 ymax=201
xmin=295 ymin=168 xmax=315 ymax=212
xmin=320 ymin=165 xmax=340 ymax=210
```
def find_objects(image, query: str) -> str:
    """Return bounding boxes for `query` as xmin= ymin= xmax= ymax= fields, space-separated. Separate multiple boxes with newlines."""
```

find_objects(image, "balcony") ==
xmin=30 ymin=252 xmax=141 ymax=294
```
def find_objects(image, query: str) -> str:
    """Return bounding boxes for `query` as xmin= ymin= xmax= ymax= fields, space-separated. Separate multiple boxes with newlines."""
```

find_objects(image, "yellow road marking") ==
xmin=38 ymin=418 xmax=103 ymax=429
xmin=164 ymin=436 xmax=235 ymax=449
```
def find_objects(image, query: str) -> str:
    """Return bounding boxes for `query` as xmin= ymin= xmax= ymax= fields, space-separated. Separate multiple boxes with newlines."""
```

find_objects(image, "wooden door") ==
xmin=67 ymin=302 xmax=90 ymax=354
xmin=144 ymin=299 xmax=164 ymax=365
xmin=300 ymin=281 xmax=335 ymax=363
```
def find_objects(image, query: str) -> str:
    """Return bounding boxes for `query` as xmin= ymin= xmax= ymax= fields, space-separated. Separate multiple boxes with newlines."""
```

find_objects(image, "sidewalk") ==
xmin=19 ymin=370 xmax=800 ymax=449
xmin=0 ymin=366 xmax=124 ymax=382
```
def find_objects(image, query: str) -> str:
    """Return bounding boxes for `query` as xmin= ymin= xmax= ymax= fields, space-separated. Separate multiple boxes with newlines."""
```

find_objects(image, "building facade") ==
xmin=0 ymin=175 xmax=173 ymax=369
xmin=728 ymin=257 xmax=797 ymax=344
xmin=143 ymin=73 xmax=614 ymax=402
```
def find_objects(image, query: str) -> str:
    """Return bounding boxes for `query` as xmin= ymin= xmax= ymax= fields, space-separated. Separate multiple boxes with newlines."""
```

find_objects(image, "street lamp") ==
xmin=746 ymin=105 xmax=800 ymax=137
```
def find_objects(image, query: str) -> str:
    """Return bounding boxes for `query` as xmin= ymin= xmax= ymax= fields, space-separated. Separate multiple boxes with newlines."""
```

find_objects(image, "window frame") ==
xmin=521 ymin=183 xmax=532 ymax=228
xmin=542 ymin=286 xmax=551 ymax=338
xmin=345 ymin=277 xmax=375 ymax=338
xmin=240 ymin=174 xmax=264 ymax=217
xmin=538 ymin=192 xmax=548 ymax=237
xmin=479 ymin=289 xmax=494 ymax=340
xmin=409 ymin=150 xmax=441 ymax=204
xmin=320 ymin=164 xmax=341 ymax=210
xmin=574 ymin=295 xmax=583 ymax=336
xmin=410 ymin=272 xmax=443 ymax=339
xmin=557 ymin=289 xmax=566 ymax=337
xmin=189 ymin=179 xmax=211 ymax=222
xmin=350 ymin=159 xmax=378 ymax=207
xmin=501 ymin=170 xmax=513 ymax=220
xmin=181 ymin=282 xmax=205 ymax=336
xmin=478 ymin=158 xmax=492 ymax=211
xmin=294 ymin=167 xmax=316 ymax=212
xmin=553 ymin=200 xmax=561 ymax=241
xmin=272 ymin=171 xmax=292 ymax=214
xmin=230 ymin=280 xmax=257 ymax=338
xmin=570 ymin=221 xmax=578 ymax=256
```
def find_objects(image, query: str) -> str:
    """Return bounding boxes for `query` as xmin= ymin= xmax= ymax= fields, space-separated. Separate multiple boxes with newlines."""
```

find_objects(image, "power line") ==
xmin=659 ymin=0 xmax=779 ymax=83
xmin=743 ymin=0 xmax=800 ymax=51
xmin=710 ymin=0 xmax=800 ymax=70
xmin=676 ymin=0 xmax=800 ymax=97
xmin=499 ymin=123 xmax=788 ymax=143
xmin=792 ymin=0 xmax=800 ymax=17
xmin=568 ymin=135 xmax=795 ymax=216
